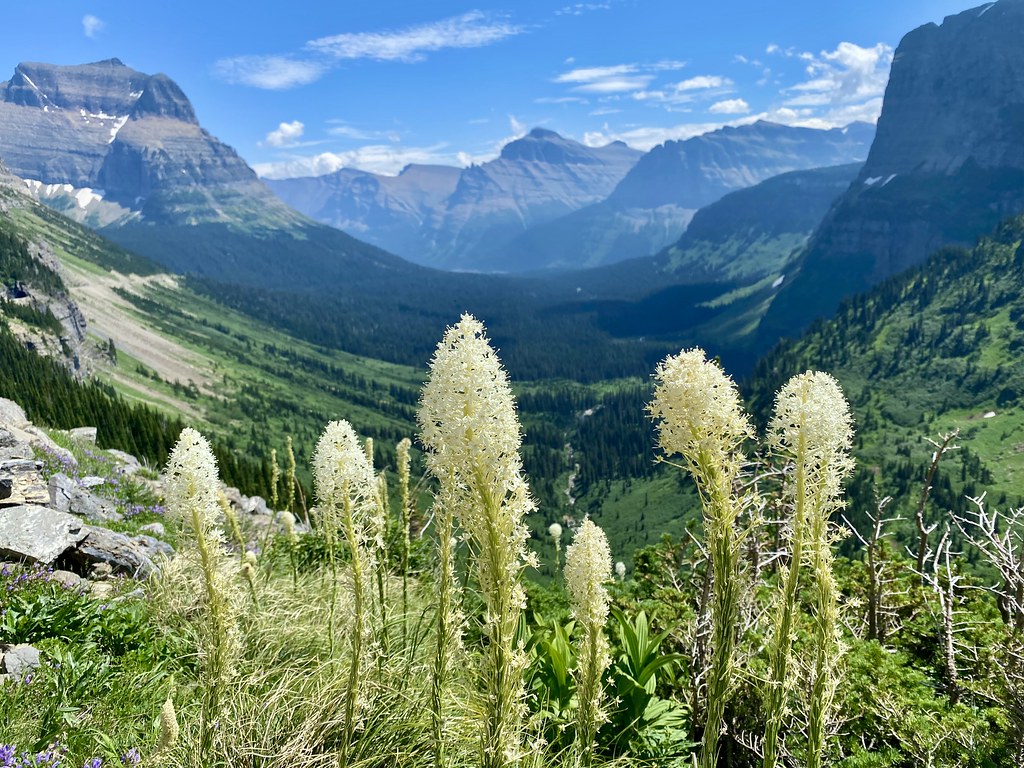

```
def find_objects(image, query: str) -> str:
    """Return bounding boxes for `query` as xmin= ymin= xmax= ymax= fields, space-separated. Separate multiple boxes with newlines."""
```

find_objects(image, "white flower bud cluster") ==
xmin=418 ymin=313 xmax=537 ymax=592
xmin=649 ymin=347 xmax=753 ymax=470
xmin=313 ymin=420 xmax=378 ymax=552
xmin=165 ymin=427 xmax=222 ymax=542
xmin=564 ymin=518 xmax=612 ymax=627
xmin=548 ymin=522 xmax=563 ymax=541
xmin=768 ymin=371 xmax=855 ymax=493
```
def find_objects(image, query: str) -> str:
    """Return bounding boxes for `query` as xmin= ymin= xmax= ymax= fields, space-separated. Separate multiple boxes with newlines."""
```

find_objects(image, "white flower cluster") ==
xmin=418 ymin=313 xmax=537 ymax=584
xmin=768 ymin=371 xmax=854 ymax=481
xmin=165 ymin=427 xmax=222 ymax=541
xmin=564 ymin=518 xmax=612 ymax=627
xmin=649 ymin=348 xmax=753 ymax=469
xmin=548 ymin=522 xmax=563 ymax=541
xmin=312 ymin=420 xmax=378 ymax=547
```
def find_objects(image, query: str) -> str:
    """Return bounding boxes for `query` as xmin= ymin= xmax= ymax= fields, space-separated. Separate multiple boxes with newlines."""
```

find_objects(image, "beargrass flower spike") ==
xmin=564 ymin=518 xmax=613 ymax=768
xmin=164 ymin=427 xmax=239 ymax=756
xmin=312 ymin=419 xmax=378 ymax=763
xmin=766 ymin=372 xmax=854 ymax=768
xmin=648 ymin=348 xmax=752 ymax=768
xmin=418 ymin=313 xmax=536 ymax=768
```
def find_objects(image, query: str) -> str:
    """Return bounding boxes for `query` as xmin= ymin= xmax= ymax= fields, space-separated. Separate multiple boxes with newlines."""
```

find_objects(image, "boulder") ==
xmin=22 ymin=425 xmax=76 ymax=466
xmin=0 ymin=458 xmax=48 ymax=506
xmin=107 ymin=449 xmax=141 ymax=474
xmin=132 ymin=533 xmax=174 ymax=561
xmin=66 ymin=525 xmax=156 ymax=578
xmin=48 ymin=473 xmax=122 ymax=522
xmin=0 ymin=644 xmax=41 ymax=678
xmin=0 ymin=398 xmax=28 ymax=429
xmin=49 ymin=569 xmax=84 ymax=591
xmin=138 ymin=522 xmax=165 ymax=538
xmin=68 ymin=427 xmax=97 ymax=444
xmin=0 ymin=504 xmax=87 ymax=563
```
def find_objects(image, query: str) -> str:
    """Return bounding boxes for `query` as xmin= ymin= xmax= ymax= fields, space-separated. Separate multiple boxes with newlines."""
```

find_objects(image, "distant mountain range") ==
xmin=504 ymin=121 xmax=874 ymax=273
xmin=269 ymin=121 xmax=874 ymax=273
xmin=267 ymin=128 xmax=642 ymax=271
xmin=760 ymin=0 xmax=1024 ymax=343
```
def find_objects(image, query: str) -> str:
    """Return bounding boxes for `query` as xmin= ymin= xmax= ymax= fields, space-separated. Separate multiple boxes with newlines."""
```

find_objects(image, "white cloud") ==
xmin=582 ymin=120 xmax=747 ymax=151
xmin=254 ymin=142 xmax=454 ymax=178
xmin=534 ymin=96 xmax=588 ymax=105
xmin=556 ymin=2 xmax=611 ymax=15
xmin=82 ymin=14 xmax=105 ymax=38
xmin=263 ymin=121 xmax=306 ymax=148
xmin=576 ymin=76 xmax=654 ymax=93
xmin=213 ymin=56 xmax=325 ymax=89
xmin=676 ymin=75 xmax=729 ymax=91
xmin=217 ymin=11 xmax=521 ymax=90
xmin=780 ymin=41 xmax=893 ymax=123
xmin=555 ymin=64 xmax=638 ymax=84
xmin=307 ymin=11 xmax=521 ymax=62
xmin=709 ymin=98 xmax=750 ymax=115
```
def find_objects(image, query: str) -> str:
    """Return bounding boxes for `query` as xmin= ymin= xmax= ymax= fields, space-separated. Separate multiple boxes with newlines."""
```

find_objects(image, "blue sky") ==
xmin=0 ymin=0 xmax=977 ymax=177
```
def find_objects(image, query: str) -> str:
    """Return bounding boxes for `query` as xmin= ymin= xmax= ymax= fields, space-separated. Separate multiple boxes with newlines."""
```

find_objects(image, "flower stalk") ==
xmin=648 ymin=348 xmax=753 ymax=768
xmin=419 ymin=314 xmax=536 ymax=768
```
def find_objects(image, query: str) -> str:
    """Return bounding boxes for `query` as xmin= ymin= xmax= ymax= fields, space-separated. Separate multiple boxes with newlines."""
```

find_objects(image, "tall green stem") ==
xmin=762 ymin=435 xmax=807 ymax=768
xmin=699 ymin=460 xmax=742 ymax=768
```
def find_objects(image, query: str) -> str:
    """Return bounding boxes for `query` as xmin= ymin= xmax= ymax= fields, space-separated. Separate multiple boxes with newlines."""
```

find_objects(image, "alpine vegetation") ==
xmin=648 ymin=348 xmax=754 ymax=768
xmin=564 ymin=518 xmax=613 ymax=768
xmin=419 ymin=314 xmax=538 ymax=768
xmin=312 ymin=419 xmax=378 ymax=763
xmin=766 ymin=372 xmax=854 ymax=768
xmin=163 ymin=427 xmax=240 ymax=755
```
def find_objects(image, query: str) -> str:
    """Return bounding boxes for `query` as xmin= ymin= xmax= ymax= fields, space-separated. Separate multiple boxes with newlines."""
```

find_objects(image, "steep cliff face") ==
xmin=760 ymin=0 xmax=1024 ymax=342
xmin=0 ymin=59 xmax=284 ymax=226
xmin=504 ymin=121 xmax=875 ymax=272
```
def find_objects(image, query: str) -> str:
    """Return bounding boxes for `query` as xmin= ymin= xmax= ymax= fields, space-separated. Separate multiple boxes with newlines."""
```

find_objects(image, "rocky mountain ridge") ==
xmin=495 ymin=120 xmax=875 ymax=272
xmin=759 ymin=0 xmax=1024 ymax=342
xmin=267 ymin=128 xmax=642 ymax=271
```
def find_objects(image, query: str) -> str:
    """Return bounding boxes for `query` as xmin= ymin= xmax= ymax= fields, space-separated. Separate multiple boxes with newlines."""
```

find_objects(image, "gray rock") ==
xmin=68 ymin=427 xmax=98 ymax=444
xmin=0 ymin=398 xmax=28 ymax=429
xmin=0 ymin=644 xmax=41 ymax=677
xmin=0 ymin=504 xmax=87 ymax=563
xmin=138 ymin=522 xmax=165 ymax=537
xmin=107 ymin=449 xmax=141 ymax=474
xmin=67 ymin=525 xmax=155 ymax=578
xmin=22 ymin=425 xmax=75 ymax=466
xmin=49 ymin=569 xmax=84 ymax=591
xmin=79 ymin=475 xmax=106 ymax=488
xmin=131 ymin=534 xmax=174 ymax=560
xmin=242 ymin=495 xmax=270 ymax=517
xmin=0 ymin=478 xmax=10 ymax=501
xmin=48 ymin=473 xmax=122 ymax=523
xmin=0 ymin=428 xmax=18 ymax=448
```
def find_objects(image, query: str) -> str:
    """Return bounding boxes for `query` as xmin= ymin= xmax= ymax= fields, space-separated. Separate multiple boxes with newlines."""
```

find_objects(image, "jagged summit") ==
xmin=0 ymin=58 xmax=260 ymax=219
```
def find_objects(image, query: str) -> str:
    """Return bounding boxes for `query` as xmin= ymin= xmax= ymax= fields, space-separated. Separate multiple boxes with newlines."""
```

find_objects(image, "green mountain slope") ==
xmin=747 ymin=216 xmax=1024 ymax=525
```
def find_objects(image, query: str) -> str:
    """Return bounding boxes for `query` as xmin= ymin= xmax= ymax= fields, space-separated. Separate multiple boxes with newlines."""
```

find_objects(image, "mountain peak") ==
xmin=528 ymin=127 xmax=562 ymax=140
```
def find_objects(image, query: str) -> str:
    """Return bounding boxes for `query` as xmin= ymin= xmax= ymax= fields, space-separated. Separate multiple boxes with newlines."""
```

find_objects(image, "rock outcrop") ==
xmin=760 ymin=0 xmax=1024 ymax=342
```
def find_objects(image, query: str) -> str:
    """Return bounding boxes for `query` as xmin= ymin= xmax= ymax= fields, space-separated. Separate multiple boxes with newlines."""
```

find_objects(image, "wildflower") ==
xmin=159 ymin=694 xmax=179 ymax=749
xmin=648 ymin=348 xmax=752 ymax=768
xmin=766 ymin=372 xmax=853 ymax=768
xmin=312 ymin=419 xmax=377 ymax=763
xmin=614 ymin=561 xmax=626 ymax=581
xmin=418 ymin=314 xmax=535 ymax=768
xmin=565 ymin=519 xmax=613 ymax=768
xmin=549 ymin=522 xmax=563 ymax=572
xmin=164 ymin=428 xmax=237 ymax=754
